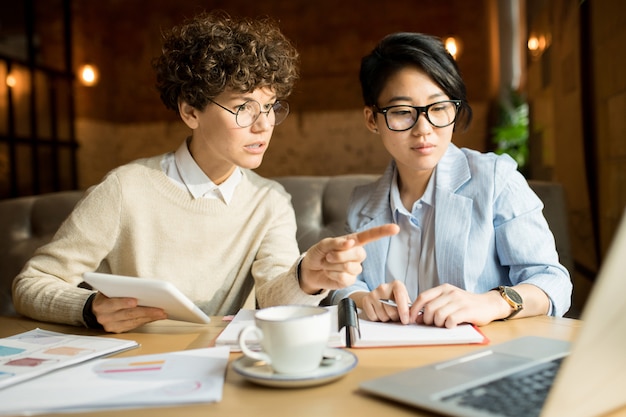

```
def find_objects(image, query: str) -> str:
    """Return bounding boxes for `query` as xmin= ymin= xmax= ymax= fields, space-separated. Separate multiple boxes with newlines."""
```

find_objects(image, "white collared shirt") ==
xmin=385 ymin=169 xmax=438 ymax=300
xmin=161 ymin=138 xmax=242 ymax=204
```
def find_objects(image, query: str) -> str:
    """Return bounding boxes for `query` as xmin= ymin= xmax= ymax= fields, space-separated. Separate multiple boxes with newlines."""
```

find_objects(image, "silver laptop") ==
xmin=360 ymin=209 xmax=626 ymax=417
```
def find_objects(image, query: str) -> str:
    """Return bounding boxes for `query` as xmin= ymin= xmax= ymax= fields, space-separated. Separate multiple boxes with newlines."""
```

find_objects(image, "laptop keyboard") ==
xmin=441 ymin=358 xmax=564 ymax=417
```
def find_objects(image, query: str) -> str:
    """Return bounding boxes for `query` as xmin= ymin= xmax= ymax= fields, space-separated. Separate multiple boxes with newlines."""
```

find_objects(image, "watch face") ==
xmin=504 ymin=287 xmax=523 ymax=305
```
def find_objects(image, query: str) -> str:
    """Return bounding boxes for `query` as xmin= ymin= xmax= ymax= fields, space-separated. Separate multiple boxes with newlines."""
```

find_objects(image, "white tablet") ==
xmin=82 ymin=272 xmax=211 ymax=324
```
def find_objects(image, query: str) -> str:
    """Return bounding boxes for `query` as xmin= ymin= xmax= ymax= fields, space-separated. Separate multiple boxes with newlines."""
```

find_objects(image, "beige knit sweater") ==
xmin=12 ymin=156 xmax=327 ymax=327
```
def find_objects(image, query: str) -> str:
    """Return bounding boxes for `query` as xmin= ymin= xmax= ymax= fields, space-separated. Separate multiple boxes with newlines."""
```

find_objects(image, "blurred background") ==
xmin=0 ymin=0 xmax=624 ymax=314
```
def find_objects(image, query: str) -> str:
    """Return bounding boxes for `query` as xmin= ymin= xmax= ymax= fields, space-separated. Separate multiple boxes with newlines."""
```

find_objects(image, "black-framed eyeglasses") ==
xmin=209 ymin=99 xmax=290 ymax=128
xmin=373 ymin=100 xmax=462 ymax=131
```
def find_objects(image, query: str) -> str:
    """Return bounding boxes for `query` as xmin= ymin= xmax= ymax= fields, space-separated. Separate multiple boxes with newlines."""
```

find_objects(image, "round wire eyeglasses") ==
xmin=209 ymin=99 xmax=290 ymax=128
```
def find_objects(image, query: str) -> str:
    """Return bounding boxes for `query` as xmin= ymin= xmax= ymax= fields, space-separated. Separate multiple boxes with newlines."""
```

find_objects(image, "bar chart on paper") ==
xmin=0 ymin=328 xmax=138 ymax=390
xmin=95 ymin=359 xmax=167 ymax=374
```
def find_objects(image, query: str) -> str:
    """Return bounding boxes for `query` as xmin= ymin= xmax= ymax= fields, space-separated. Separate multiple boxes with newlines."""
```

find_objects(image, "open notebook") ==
xmin=215 ymin=304 xmax=486 ymax=352
xmin=360 ymin=208 xmax=626 ymax=417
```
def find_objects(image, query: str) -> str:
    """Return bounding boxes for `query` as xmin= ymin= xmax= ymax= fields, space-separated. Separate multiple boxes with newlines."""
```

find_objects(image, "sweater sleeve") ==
xmin=252 ymin=182 xmax=328 ymax=307
xmin=12 ymin=173 xmax=124 ymax=326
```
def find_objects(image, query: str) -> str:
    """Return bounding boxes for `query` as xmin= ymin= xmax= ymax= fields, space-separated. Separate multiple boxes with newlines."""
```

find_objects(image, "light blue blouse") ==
xmin=330 ymin=144 xmax=572 ymax=317
xmin=387 ymin=168 xmax=437 ymax=300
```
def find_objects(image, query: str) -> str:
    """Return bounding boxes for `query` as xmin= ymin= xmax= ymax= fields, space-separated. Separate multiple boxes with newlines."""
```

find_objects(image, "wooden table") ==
xmin=0 ymin=314 xmax=622 ymax=417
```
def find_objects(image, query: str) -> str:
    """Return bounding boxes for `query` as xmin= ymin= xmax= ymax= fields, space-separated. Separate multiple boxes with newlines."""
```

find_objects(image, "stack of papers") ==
xmin=0 ymin=329 xmax=229 ymax=415
xmin=0 ymin=328 xmax=138 ymax=389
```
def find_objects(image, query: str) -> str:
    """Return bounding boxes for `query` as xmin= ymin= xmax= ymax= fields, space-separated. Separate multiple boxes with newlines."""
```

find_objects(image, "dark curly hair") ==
xmin=152 ymin=11 xmax=299 ymax=112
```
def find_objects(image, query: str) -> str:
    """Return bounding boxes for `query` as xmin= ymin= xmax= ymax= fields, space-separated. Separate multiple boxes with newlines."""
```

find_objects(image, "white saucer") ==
xmin=231 ymin=348 xmax=358 ymax=388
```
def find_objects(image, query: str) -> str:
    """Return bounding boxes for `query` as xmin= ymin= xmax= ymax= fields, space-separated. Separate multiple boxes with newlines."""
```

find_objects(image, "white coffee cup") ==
xmin=238 ymin=305 xmax=331 ymax=374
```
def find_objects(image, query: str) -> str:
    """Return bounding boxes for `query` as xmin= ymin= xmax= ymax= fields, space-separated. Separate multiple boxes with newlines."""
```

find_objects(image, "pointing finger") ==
xmin=349 ymin=224 xmax=399 ymax=246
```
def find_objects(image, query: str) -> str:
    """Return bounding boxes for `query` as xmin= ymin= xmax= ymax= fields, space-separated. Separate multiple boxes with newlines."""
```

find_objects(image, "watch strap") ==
xmin=494 ymin=286 xmax=523 ymax=320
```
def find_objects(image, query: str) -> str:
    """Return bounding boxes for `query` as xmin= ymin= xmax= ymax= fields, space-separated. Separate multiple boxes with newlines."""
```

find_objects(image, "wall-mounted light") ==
xmin=6 ymin=73 xmax=17 ymax=88
xmin=78 ymin=64 xmax=99 ymax=86
xmin=4 ymin=68 xmax=29 ymax=100
xmin=527 ymin=33 xmax=550 ymax=59
xmin=444 ymin=36 xmax=462 ymax=60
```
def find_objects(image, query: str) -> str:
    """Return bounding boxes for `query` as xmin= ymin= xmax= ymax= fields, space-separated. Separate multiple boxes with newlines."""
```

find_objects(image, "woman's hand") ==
xmin=409 ymin=283 xmax=506 ymax=328
xmin=91 ymin=292 xmax=168 ymax=333
xmin=299 ymin=224 xmax=399 ymax=294
xmin=351 ymin=280 xmax=413 ymax=324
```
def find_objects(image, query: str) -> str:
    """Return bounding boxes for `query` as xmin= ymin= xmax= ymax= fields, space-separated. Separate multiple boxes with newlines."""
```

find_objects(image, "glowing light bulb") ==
xmin=444 ymin=37 xmax=461 ymax=60
xmin=78 ymin=64 xmax=99 ymax=86
xmin=6 ymin=73 xmax=17 ymax=88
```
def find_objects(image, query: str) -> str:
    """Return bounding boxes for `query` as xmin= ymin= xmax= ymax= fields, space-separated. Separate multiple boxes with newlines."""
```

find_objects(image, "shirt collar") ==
xmin=174 ymin=139 xmax=242 ymax=204
xmin=389 ymin=166 xmax=436 ymax=219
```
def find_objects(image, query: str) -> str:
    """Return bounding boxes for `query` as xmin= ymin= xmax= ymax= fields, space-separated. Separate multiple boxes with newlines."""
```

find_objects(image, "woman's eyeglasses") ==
xmin=373 ymin=100 xmax=461 ymax=131
xmin=209 ymin=99 xmax=290 ymax=128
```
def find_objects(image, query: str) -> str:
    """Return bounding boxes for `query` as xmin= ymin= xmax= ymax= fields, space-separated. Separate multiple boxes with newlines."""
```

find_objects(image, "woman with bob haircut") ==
xmin=331 ymin=32 xmax=571 ymax=328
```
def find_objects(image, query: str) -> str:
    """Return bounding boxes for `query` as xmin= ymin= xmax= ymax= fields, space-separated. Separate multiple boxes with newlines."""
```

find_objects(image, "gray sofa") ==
xmin=0 ymin=175 xmax=572 ymax=317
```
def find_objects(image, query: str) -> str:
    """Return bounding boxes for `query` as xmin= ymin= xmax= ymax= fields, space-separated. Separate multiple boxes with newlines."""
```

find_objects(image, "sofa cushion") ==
xmin=274 ymin=175 xmax=379 ymax=251
xmin=0 ymin=191 xmax=84 ymax=316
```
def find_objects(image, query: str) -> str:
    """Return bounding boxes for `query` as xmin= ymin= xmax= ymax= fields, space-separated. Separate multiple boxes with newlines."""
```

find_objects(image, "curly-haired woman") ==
xmin=13 ymin=11 xmax=397 ymax=333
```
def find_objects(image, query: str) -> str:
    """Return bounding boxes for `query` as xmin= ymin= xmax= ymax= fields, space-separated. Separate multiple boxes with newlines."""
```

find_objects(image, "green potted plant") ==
xmin=491 ymin=90 xmax=529 ymax=176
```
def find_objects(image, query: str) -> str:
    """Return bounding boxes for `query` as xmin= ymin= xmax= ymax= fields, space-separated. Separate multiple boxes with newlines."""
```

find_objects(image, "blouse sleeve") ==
xmin=492 ymin=160 xmax=572 ymax=316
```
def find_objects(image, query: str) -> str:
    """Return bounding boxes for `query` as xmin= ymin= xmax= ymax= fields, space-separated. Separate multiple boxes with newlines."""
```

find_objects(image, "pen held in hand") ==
xmin=379 ymin=299 xmax=424 ymax=315
xmin=379 ymin=298 xmax=411 ymax=308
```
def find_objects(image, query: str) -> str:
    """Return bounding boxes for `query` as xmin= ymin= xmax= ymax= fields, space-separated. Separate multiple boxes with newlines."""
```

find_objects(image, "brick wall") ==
xmin=72 ymin=0 xmax=497 ymax=185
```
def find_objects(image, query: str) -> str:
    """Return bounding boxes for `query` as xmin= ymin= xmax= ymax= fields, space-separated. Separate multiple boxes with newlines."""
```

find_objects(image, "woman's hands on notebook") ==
xmin=353 ymin=282 xmax=552 ymax=328
xmin=354 ymin=282 xmax=496 ymax=328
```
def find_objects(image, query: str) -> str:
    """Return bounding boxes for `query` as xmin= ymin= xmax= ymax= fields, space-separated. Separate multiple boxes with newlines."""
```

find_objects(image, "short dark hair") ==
xmin=152 ymin=11 xmax=299 ymax=112
xmin=359 ymin=32 xmax=472 ymax=131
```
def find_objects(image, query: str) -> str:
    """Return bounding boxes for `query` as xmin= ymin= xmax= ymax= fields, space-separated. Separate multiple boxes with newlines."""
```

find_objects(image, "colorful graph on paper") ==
xmin=0 ymin=328 xmax=138 ymax=390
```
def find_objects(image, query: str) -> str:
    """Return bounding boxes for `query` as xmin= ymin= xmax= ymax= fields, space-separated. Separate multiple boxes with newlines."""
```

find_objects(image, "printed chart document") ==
xmin=215 ymin=306 xmax=487 ymax=351
xmin=0 ymin=328 xmax=138 ymax=390
xmin=0 ymin=346 xmax=230 ymax=416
